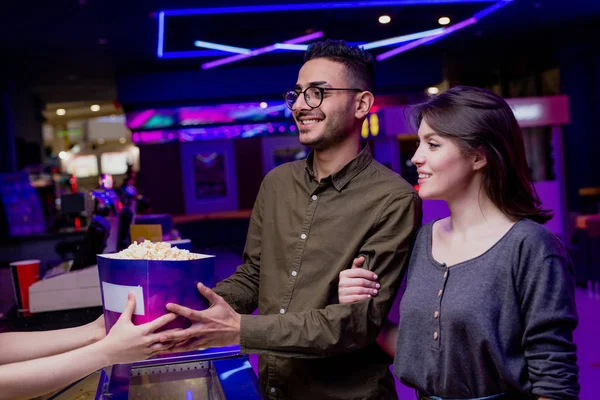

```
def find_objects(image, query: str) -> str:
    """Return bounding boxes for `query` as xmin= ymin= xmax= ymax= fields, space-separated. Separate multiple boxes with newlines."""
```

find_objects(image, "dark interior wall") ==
xmin=116 ymin=57 xmax=442 ymax=107
xmin=138 ymin=142 xmax=185 ymax=215
xmin=138 ymin=138 xmax=267 ymax=215
xmin=234 ymin=137 xmax=263 ymax=210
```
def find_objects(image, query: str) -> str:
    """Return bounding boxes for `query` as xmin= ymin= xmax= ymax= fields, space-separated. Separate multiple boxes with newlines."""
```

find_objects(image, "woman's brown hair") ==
xmin=413 ymin=86 xmax=552 ymax=224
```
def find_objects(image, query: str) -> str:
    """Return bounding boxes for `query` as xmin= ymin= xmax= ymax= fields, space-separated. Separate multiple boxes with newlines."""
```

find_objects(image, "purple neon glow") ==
xmin=377 ymin=17 xmax=477 ymax=60
xmin=202 ymin=31 xmax=323 ymax=70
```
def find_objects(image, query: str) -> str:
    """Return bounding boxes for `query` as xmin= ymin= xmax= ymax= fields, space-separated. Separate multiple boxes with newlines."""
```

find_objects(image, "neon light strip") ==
xmin=161 ymin=1 xmax=498 ymax=16
xmin=473 ymin=0 xmax=512 ymax=19
xmin=194 ymin=40 xmax=250 ymax=54
xmin=202 ymin=31 xmax=323 ymax=70
xmin=376 ymin=0 xmax=512 ymax=61
xmin=423 ymin=0 xmax=512 ymax=46
xmin=376 ymin=18 xmax=477 ymax=60
xmin=160 ymin=50 xmax=237 ymax=58
xmin=274 ymin=43 xmax=309 ymax=51
xmin=157 ymin=1 xmax=498 ymax=57
xmin=360 ymin=28 xmax=445 ymax=50
xmin=157 ymin=12 xmax=165 ymax=57
xmin=127 ymin=110 xmax=157 ymax=130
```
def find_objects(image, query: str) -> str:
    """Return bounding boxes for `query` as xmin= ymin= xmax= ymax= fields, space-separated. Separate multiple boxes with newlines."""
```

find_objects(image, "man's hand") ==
xmin=159 ymin=283 xmax=241 ymax=350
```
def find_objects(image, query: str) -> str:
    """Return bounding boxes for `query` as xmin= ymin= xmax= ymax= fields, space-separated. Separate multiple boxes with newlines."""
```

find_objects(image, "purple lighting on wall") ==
xmin=201 ymin=31 xmax=323 ymax=70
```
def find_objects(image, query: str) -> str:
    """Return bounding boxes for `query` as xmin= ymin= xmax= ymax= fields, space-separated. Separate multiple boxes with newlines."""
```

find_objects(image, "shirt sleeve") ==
xmin=518 ymin=251 xmax=579 ymax=399
xmin=239 ymin=192 xmax=421 ymax=358
xmin=212 ymin=182 xmax=264 ymax=315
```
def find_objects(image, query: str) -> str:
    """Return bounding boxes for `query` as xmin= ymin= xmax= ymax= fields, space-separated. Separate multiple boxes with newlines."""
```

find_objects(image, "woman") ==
xmin=0 ymin=293 xmax=177 ymax=400
xmin=339 ymin=86 xmax=579 ymax=399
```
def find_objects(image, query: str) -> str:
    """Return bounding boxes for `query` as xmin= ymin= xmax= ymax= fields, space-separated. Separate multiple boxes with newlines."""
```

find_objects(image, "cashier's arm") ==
xmin=0 ymin=315 xmax=106 ymax=365
xmin=0 ymin=294 xmax=177 ymax=400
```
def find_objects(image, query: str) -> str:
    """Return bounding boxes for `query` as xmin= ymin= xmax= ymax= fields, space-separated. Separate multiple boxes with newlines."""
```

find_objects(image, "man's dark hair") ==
xmin=304 ymin=39 xmax=375 ymax=92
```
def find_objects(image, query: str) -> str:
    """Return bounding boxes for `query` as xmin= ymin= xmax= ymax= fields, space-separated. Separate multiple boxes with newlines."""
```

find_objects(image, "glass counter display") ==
xmin=45 ymin=347 xmax=262 ymax=400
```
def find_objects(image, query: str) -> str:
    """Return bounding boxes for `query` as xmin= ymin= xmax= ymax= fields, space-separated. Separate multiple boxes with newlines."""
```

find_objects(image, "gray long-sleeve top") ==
xmin=394 ymin=219 xmax=579 ymax=399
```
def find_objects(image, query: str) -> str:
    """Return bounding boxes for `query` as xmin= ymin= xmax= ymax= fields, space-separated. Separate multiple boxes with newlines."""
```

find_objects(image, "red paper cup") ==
xmin=9 ymin=260 xmax=41 ymax=316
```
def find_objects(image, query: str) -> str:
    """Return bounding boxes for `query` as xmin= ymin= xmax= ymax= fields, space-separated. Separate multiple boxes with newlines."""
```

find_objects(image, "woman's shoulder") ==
xmin=508 ymin=219 xmax=568 ymax=258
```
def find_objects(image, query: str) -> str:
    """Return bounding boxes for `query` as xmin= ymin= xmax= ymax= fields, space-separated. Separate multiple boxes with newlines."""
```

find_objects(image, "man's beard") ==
xmin=300 ymin=121 xmax=351 ymax=151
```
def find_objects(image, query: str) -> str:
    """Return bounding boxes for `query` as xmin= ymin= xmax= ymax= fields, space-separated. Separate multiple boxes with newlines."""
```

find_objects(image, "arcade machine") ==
xmin=0 ymin=172 xmax=46 ymax=238
xmin=28 ymin=174 xmax=132 ymax=313
xmin=372 ymin=95 xmax=571 ymax=241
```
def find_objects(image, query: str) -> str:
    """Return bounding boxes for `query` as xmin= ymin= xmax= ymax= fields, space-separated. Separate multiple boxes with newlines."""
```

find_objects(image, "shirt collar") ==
xmin=305 ymin=145 xmax=373 ymax=191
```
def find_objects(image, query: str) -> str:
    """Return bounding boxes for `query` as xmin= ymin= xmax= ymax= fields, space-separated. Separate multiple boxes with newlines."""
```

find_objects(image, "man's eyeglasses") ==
xmin=283 ymin=86 xmax=364 ymax=110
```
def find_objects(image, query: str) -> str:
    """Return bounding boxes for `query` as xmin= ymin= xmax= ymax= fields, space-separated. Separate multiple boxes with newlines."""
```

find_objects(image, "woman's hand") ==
xmin=338 ymin=256 xmax=380 ymax=304
xmin=98 ymin=293 xmax=179 ymax=365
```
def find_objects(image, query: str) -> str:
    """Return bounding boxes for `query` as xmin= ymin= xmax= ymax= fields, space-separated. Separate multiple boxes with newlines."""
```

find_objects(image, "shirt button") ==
xmin=434 ymin=311 xmax=439 ymax=319
xmin=443 ymin=271 xmax=448 ymax=279
xmin=279 ymin=308 xmax=285 ymax=314
xmin=300 ymin=233 xmax=307 ymax=240
xmin=433 ymin=332 xmax=439 ymax=340
xmin=291 ymin=270 xmax=297 ymax=277
xmin=270 ymin=387 xmax=276 ymax=393
xmin=438 ymin=289 xmax=443 ymax=297
xmin=311 ymin=195 xmax=317 ymax=201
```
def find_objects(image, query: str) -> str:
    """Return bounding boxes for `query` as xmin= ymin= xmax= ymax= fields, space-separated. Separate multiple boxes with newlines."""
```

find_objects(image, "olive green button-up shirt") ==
xmin=214 ymin=146 xmax=421 ymax=400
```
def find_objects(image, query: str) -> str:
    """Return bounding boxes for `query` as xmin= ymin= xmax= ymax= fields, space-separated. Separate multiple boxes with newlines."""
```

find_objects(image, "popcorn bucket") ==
xmin=97 ymin=252 xmax=215 ymax=333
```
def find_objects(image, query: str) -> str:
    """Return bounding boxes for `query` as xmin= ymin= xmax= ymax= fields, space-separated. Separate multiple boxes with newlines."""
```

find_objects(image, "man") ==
xmin=160 ymin=40 xmax=421 ymax=399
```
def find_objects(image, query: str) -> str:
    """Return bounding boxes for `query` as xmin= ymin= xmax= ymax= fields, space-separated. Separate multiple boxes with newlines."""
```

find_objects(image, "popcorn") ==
xmin=108 ymin=240 xmax=201 ymax=261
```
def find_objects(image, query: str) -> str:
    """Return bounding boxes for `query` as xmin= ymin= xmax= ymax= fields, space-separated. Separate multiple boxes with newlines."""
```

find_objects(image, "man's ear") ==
xmin=355 ymin=91 xmax=375 ymax=119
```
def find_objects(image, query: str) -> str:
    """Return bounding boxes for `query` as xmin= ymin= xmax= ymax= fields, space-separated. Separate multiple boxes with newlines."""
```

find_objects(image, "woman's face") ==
xmin=411 ymin=119 xmax=479 ymax=201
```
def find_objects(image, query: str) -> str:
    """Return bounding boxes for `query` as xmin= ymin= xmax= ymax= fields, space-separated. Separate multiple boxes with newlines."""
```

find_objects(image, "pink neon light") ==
xmin=139 ymin=131 xmax=169 ymax=143
xmin=127 ymin=109 xmax=156 ymax=129
xmin=202 ymin=31 xmax=323 ymax=69
xmin=377 ymin=18 xmax=477 ymax=61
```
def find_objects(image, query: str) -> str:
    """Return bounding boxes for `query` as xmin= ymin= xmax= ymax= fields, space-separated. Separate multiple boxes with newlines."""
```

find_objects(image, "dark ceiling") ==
xmin=1 ymin=0 xmax=599 ymax=104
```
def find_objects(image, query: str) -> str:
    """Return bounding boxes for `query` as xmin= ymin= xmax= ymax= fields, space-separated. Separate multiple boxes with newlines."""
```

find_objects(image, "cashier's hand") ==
xmin=160 ymin=283 xmax=241 ymax=350
xmin=99 ymin=293 xmax=179 ymax=364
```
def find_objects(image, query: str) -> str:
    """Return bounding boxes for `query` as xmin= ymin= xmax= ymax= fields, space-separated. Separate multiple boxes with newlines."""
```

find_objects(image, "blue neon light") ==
xmin=360 ymin=28 xmax=445 ymax=50
xmin=473 ymin=0 xmax=512 ymax=19
xmin=157 ymin=11 xmax=165 ymax=57
xmin=157 ymin=0 xmax=510 ymax=61
xmin=157 ymin=0 xmax=499 ymax=58
xmin=219 ymin=361 xmax=252 ymax=380
xmin=194 ymin=40 xmax=250 ymax=54
xmin=160 ymin=50 xmax=236 ymax=58
xmin=160 ymin=1 xmax=498 ymax=16
xmin=274 ymin=43 xmax=309 ymax=51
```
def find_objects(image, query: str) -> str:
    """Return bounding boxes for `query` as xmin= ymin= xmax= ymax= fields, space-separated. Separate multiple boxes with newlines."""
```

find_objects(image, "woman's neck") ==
xmin=444 ymin=181 xmax=514 ymax=238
